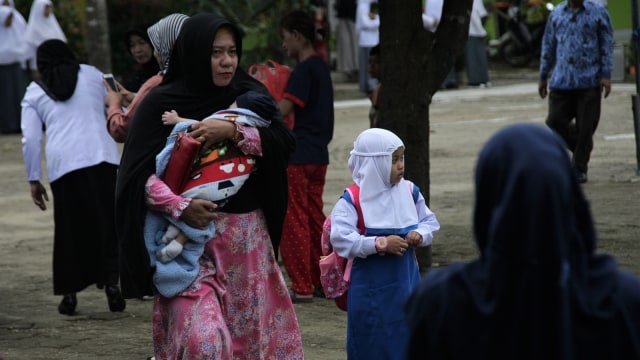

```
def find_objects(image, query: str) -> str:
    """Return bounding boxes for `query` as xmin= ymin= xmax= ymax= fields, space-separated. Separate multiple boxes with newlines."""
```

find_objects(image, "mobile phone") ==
xmin=103 ymin=73 xmax=119 ymax=93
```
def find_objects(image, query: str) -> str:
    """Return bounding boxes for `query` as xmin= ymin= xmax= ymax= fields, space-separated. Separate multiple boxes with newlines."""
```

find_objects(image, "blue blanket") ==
xmin=145 ymin=121 xmax=214 ymax=298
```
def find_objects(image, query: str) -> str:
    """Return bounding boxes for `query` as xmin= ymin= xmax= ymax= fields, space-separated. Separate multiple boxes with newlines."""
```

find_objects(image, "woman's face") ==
xmin=210 ymin=28 xmax=238 ymax=87
xmin=43 ymin=4 xmax=51 ymax=17
xmin=128 ymin=34 xmax=154 ymax=65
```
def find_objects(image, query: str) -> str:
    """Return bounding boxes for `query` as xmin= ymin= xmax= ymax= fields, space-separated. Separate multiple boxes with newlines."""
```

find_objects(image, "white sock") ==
xmin=156 ymin=240 xmax=184 ymax=263
xmin=158 ymin=225 xmax=180 ymax=245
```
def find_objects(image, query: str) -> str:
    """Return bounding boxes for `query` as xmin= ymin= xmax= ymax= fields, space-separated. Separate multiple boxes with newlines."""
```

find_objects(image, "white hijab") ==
xmin=348 ymin=128 xmax=419 ymax=231
xmin=24 ymin=0 xmax=66 ymax=46
xmin=0 ymin=4 xmax=27 ymax=64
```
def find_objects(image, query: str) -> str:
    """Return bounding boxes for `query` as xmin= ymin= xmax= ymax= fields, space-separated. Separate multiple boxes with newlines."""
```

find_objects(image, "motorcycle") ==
xmin=489 ymin=0 xmax=554 ymax=67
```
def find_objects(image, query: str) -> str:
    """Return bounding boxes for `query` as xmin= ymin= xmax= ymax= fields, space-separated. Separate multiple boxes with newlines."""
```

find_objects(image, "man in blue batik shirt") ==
xmin=538 ymin=0 xmax=613 ymax=184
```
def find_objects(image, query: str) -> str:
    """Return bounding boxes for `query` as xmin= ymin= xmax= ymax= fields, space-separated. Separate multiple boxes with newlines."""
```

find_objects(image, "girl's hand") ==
xmin=386 ymin=235 xmax=408 ymax=256
xmin=406 ymin=231 xmax=423 ymax=247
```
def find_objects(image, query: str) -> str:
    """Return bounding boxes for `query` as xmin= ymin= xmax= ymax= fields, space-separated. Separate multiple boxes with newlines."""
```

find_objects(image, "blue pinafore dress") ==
xmin=346 ymin=229 xmax=422 ymax=359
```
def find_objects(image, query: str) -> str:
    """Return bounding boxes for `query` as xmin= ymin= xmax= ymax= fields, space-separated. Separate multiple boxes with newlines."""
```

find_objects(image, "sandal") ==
xmin=289 ymin=289 xmax=313 ymax=304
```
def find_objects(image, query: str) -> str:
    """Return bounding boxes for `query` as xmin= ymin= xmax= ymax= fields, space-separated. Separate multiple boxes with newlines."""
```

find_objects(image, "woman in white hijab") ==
xmin=0 ymin=2 xmax=27 ymax=133
xmin=24 ymin=0 xmax=66 ymax=78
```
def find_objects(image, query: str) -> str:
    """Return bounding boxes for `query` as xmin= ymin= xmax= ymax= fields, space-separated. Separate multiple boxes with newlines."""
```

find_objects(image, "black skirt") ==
xmin=50 ymin=162 xmax=119 ymax=295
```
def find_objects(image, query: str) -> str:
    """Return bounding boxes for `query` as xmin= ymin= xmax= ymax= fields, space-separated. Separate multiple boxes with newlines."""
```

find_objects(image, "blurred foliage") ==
xmin=106 ymin=0 xmax=324 ymax=78
xmin=12 ymin=0 xmax=325 ymax=77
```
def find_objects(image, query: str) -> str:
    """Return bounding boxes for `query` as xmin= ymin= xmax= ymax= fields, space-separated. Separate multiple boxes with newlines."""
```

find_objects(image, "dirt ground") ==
xmin=1 ymin=74 xmax=639 ymax=360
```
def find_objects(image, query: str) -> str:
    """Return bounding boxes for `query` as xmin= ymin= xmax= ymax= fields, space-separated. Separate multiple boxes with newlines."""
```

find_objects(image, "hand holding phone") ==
xmin=103 ymin=73 xmax=119 ymax=93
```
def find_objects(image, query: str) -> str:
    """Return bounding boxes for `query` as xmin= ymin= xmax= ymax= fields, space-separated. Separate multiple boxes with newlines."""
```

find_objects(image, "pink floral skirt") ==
xmin=152 ymin=210 xmax=304 ymax=359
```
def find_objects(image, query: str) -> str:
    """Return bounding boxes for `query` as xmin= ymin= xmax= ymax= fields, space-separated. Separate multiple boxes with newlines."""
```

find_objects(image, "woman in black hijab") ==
xmin=21 ymin=39 xmax=125 ymax=316
xmin=404 ymin=124 xmax=640 ymax=359
xmin=120 ymin=25 xmax=160 ymax=92
xmin=115 ymin=14 xmax=302 ymax=358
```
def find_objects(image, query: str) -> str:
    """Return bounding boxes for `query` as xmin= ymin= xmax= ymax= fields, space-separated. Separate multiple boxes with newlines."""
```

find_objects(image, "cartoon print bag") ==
xmin=180 ymin=141 xmax=256 ymax=205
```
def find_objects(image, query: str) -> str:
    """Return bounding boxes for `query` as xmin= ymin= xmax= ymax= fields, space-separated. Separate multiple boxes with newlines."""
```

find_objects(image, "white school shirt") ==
xmin=355 ymin=0 xmax=379 ymax=47
xmin=329 ymin=188 xmax=440 ymax=260
xmin=21 ymin=64 xmax=120 ymax=182
xmin=0 ymin=5 xmax=27 ymax=65
xmin=469 ymin=0 xmax=488 ymax=38
xmin=422 ymin=0 xmax=443 ymax=33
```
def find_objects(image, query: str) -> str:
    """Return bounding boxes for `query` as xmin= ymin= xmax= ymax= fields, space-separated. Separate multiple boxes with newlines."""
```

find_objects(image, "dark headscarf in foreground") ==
xmin=36 ymin=39 xmax=79 ymax=101
xmin=405 ymin=124 xmax=640 ymax=359
xmin=115 ymin=14 xmax=295 ymax=299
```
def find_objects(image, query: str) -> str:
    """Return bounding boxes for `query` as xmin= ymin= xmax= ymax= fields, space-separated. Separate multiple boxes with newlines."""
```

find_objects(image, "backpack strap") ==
xmin=343 ymin=184 xmax=365 ymax=234
xmin=409 ymin=181 xmax=420 ymax=203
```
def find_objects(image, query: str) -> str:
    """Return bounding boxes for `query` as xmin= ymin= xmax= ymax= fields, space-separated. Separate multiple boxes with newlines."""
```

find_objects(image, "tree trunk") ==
xmin=85 ymin=0 xmax=112 ymax=73
xmin=378 ymin=0 xmax=472 ymax=273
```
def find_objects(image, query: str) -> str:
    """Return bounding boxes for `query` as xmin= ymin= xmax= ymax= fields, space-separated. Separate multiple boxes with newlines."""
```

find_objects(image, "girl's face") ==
xmin=43 ymin=4 xmax=51 ymax=17
xmin=210 ymin=28 xmax=238 ymax=87
xmin=280 ymin=29 xmax=300 ymax=60
xmin=128 ymin=34 xmax=154 ymax=65
xmin=390 ymin=147 xmax=405 ymax=185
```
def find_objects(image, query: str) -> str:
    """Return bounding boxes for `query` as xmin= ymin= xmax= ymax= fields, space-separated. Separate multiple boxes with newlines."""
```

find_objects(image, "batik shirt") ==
xmin=539 ymin=1 xmax=613 ymax=90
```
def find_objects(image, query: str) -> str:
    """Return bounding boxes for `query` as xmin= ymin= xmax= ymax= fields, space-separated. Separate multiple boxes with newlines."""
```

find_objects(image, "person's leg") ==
xmin=573 ymin=87 xmax=602 ymax=176
xmin=358 ymin=46 xmax=372 ymax=94
xmin=306 ymin=164 xmax=328 ymax=293
xmin=545 ymin=89 xmax=577 ymax=151
xmin=466 ymin=37 xmax=489 ymax=86
xmin=280 ymin=165 xmax=313 ymax=298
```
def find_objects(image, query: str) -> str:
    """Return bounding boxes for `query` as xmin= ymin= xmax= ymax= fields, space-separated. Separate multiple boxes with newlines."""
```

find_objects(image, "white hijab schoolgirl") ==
xmin=0 ymin=3 xmax=27 ymax=65
xmin=348 ymin=128 xmax=419 ymax=231
xmin=25 ymin=0 xmax=65 ymax=45
xmin=24 ymin=0 xmax=66 ymax=67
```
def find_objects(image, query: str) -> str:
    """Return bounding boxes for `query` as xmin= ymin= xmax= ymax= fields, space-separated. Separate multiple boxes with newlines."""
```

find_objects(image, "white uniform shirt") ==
xmin=329 ymin=188 xmax=440 ymax=259
xmin=469 ymin=0 xmax=488 ymax=37
xmin=422 ymin=0 xmax=443 ymax=32
xmin=21 ymin=64 xmax=120 ymax=182
xmin=355 ymin=0 xmax=380 ymax=47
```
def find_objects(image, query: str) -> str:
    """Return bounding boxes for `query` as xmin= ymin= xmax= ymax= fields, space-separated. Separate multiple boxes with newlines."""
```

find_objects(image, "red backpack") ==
xmin=247 ymin=60 xmax=295 ymax=129
xmin=319 ymin=184 xmax=364 ymax=312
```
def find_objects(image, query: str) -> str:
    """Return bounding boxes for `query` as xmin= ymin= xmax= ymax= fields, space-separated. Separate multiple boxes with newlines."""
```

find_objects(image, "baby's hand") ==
xmin=406 ymin=231 xmax=423 ymax=247
xmin=162 ymin=110 xmax=179 ymax=125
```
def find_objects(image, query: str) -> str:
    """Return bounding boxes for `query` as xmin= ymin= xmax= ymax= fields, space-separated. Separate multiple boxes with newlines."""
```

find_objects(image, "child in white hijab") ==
xmin=0 ymin=2 xmax=27 ymax=133
xmin=24 ymin=0 xmax=66 ymax=76
xmin=328 ymin=127 xmax=440 ymax=359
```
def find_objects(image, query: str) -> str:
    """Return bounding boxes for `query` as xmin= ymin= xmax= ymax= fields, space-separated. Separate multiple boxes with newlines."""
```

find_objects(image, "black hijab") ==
xmin=115 ymin=14 xmax=295 ymax=299
xmin=122 ymin=26 xmax=161 ymax=92
xmin=405 ymin=124 xmax=621 ymax=359
xmin=35 ymin=39 xmax=80 ymax=101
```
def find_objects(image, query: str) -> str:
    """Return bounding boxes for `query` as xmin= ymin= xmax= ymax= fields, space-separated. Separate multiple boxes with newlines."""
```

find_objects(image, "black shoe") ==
xmin=577 ymin=172 xmax=588 ymax=184
xmin=313 ymin=288 xmax=326 ymax=298
xmin=58 ymin=294 xmax=77 ymax=316
xmin=105 ymin=285 xmax=126 ymax=312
